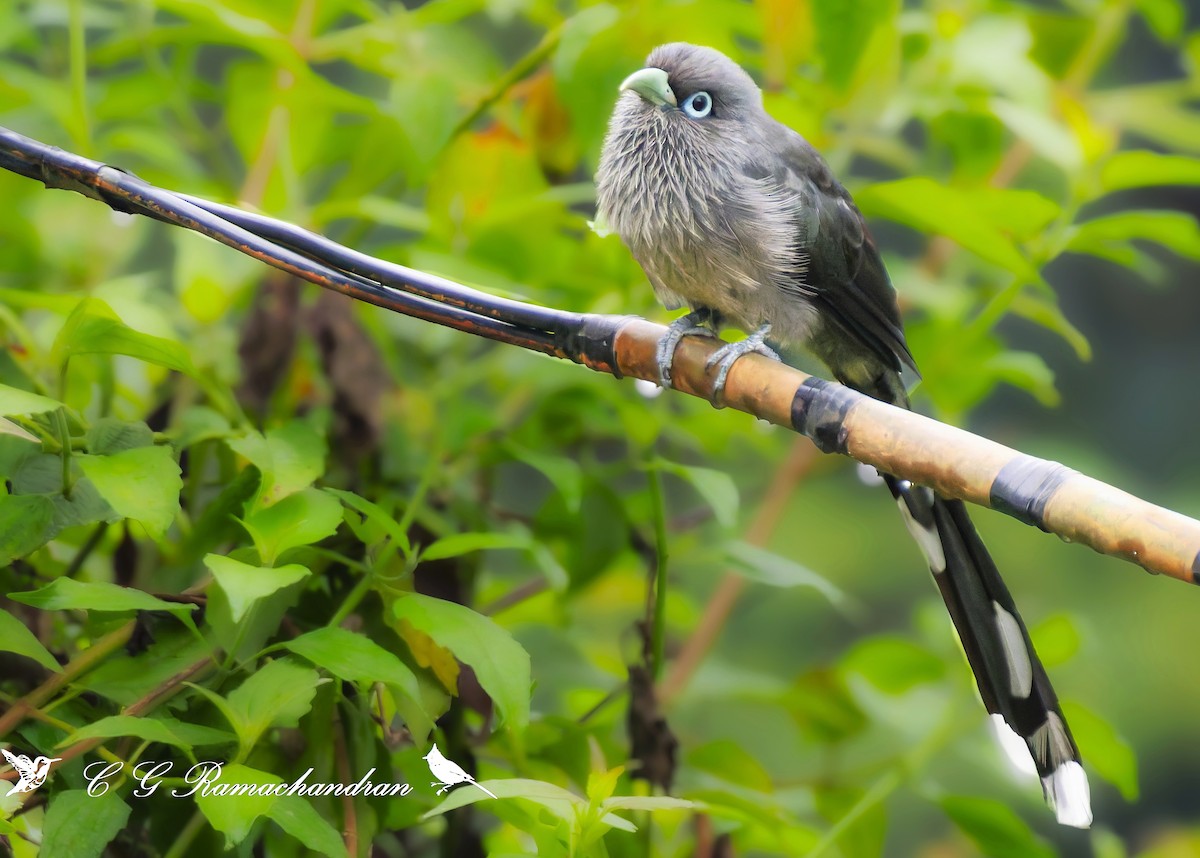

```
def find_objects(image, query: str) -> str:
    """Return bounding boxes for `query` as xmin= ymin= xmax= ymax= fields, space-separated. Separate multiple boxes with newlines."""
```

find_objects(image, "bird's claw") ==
xmin=705 ymin=323 xmax=780 ymax=404
xmin=656 ymin=309 xmax=718 ymax=388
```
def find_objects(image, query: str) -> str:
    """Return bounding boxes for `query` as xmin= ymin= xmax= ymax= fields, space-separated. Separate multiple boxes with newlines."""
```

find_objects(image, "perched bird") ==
xmin=596 ymin=43 xmax=1091 ymax=828
xmin=2 ymin=748 xmax=60 ymax=796
xmin=423 ymin=743 xmax=498 ymax=799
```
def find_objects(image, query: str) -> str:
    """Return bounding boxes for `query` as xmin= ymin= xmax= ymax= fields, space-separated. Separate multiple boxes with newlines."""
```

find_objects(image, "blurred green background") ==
xmin=2 ymin=0 xmax=1199 ymax=856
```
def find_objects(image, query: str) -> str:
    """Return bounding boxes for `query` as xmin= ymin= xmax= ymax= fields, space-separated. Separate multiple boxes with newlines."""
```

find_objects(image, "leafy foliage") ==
xmin=0 ymin=1 xmax=1197 ymax=856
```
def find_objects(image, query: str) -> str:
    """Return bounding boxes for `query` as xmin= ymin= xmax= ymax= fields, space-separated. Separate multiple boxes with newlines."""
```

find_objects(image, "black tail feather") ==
xmin=885 ymin=475 xmax=1091 ymax=828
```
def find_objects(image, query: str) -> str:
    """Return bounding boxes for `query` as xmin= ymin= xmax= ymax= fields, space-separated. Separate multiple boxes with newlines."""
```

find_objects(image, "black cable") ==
xmin=0 ymin=126 xmax=565 ymax=355
xmin=177 ymin=193 xmax=578 ymax=335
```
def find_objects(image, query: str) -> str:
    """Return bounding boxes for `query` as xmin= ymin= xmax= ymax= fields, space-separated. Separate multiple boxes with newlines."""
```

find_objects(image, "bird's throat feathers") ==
xmin=597 ymin=97 xmax=813 ymax=339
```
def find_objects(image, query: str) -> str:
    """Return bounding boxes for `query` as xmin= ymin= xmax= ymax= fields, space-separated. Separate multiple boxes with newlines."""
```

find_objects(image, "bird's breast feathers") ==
xmin=597 ymin=120 xmax=816 ymax=341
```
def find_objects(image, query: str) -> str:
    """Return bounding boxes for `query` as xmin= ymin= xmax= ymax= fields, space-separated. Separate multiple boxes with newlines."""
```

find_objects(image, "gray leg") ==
xmin=705 ymin=323 xmax=781 ymax=400
xmin=656 ymin=308 xmax=718 ymax=388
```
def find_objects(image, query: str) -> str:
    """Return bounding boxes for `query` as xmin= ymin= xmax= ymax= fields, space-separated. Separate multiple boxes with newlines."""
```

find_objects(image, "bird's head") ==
xmin=615 ymin=43 xmax=763 ymax=131
xmin=595 ymin=43 xmax=766 ymax=246
xmin=423 ymin=744 xmax=438 ymax=761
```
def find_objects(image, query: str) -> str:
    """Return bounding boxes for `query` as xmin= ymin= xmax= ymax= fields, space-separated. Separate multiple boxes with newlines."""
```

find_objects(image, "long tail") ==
xmin=467 ymin=777 xmax=499 ymax=800
xmin=886 ymin=475 xmax=1092 ymax=828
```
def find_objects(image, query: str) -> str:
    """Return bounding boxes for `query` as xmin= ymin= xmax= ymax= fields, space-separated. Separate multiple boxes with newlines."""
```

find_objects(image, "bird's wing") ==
xmin=2 ymin=750 xmax=34 ymax=778
xmin=756 ymin=132 xmax=919 ymax=382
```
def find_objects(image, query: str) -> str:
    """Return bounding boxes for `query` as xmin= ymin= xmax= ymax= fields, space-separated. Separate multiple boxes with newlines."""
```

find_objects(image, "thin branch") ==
xmin=0 ymin=621 xmax=135 ymax=761
xmin=0 ymin=654 xmax=213 ymax=785
xmin=1 ymin=126 xmax=1197 ymax=586
xmin=450 ymin=27 xmax=563 ymax=141
xmin=646 ymin=462 xmax=670 ymax=680
xmin=480 ymin=578 xmax=549 ymax=616
xmin=333 ymin=705 xmax=359 ymax=858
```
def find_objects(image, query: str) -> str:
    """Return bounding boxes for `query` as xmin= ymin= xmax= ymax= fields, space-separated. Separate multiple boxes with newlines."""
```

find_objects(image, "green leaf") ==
xmin=1029 ymin=614 xmax=1081 ymax=668
xmin=1010 ymin=292 xmax=1091 ymax=361
xmin=505 ymin=443 xmax=583 ymax=514
xmin=0 ymin=417 xmax=39 ymax=444
xmin=0 ymin=494 xmax=56 ymax=565
xmin=203 ymin=554 xmax=310 ymax=623
xmin=1136 ymin=0 xmax=1184 ymax=42
xmin=1091 ymin=83 xmax=1200 ymax=155
xmin=814 ymin=786 xmax=887 ymax=858
xmin=51 ymin=297 xmax=195 ymax=374
xmin=227 ymin=419 xmax=326 ymax=505
xmin=601 ymin=795 xmax=694 ymax=813
xmin=990 ymin=99 xmax=1082 ymax=172
xmin=85 ymin=418 xmax=154 ymax=455
xmin=983 ymin=350 xmax=1059 ymax=407
xmin=77 ymin=631 xmax=212 ymax=707
xmin=422 ymin=531 xmax=531 ymax=561
xmin=1101 ymin=151 xmax=1200 ymax=192
xmin=1067 ymin=210 xmax=1200 ymax=265
xmin=970 ymin=188 xmax=1062 ymax=239
xmin=786 ymin=669 xmax=867 ymax=744
xmin=1060 ymin=701 xmax=1138 ymax=800
xmin=183 ymin=466 xmax=260 ymax=561
xmin=840 ymin=636 xmax=944 ymax=694
xmin=855 ymin=178 xmax=1039 ymax=279
xmin=225 ymin=659 xmax=323 ymax=749
xmin=659 ymin=462 xmax=739 ymax=529
xmin=325 ymin=488 xmax=411 ymax=556
xmin=813 ymin=0 xmax=891 ymax=91
xmin=423 ymin=777 xmax=635 ymax=831
xmin=9 ymin=578 xmax=195 ymax=617
xmin=0 ymin=607 xmax=60 ymax=671
xmin=0 ymin=383 xmax=64 ymax=416
xmin=283 ymin=626 xmax=425 ymax=713
xmin=60 ymin=714 xmax=232 ymax=750
xmin=586 ymin=765 xmax=621 ymax=806
xmin=267 ymin=796 xmax=349 ymax=858
xmin=11 ymin=454 xmax=69 ymax=494
xmin=393 ymin=594 xmax=531 ymax=733
xmin=11 ymin=456 xmax=120 ymax=536
xmin=688 ymin=739 xmax=774 ymax=792
xmin=726 ymin=541 xmax=846 ymax=605
xmin=940 ymin=795 xmax=1055 ymax=858
xmin=174 ymin=405 xmax=233 ymax=450
xmin=193 ymin=763 xmax=283 ymax=849
xmin=77 ymin=446 xmax=182 ymax=538
xmin=41 ymin=790 xmax=131 ymax=858
xmin=239 ymin=488 xmax=342 ymax=564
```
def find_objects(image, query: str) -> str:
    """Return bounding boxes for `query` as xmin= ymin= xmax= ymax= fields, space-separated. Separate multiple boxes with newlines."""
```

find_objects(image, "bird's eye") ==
xmin=682 ymin=91 xmax=712 ymax=118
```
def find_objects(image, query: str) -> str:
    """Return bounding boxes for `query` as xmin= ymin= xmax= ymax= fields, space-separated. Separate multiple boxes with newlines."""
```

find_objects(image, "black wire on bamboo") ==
xmin=3 ymin=125 xmax=1198 ymax=585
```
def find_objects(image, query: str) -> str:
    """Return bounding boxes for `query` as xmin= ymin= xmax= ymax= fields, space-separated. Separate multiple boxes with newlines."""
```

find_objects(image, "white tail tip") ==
xmin=1043 ymin=761 xmax=1092 ymax=829
xmin=989 ymin=714 xmax=1038 ymax=777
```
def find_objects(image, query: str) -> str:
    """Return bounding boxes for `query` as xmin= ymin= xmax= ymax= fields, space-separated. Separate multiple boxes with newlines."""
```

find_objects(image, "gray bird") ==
xmin=596 ymin=43 xmax=1091 ymax=828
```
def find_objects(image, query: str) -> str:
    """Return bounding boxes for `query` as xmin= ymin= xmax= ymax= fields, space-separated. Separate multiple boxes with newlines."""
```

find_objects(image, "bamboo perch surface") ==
xmin=614 ymin=318 xmax=1200 ymax=584
xmin=3 ymin=125 xmax=1198 ymax=584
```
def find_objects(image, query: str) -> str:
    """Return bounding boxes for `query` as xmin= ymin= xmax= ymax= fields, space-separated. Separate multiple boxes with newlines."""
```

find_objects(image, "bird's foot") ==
xmin=656 ymin=309 xmax=718 ymax=389
xmin=705 ymin=323 xmax=780 ymax=403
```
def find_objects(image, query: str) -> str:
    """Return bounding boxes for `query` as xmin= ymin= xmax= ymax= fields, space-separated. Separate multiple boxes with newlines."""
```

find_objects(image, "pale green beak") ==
xmin=619 ymin=67 xmax=676 ymax=107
